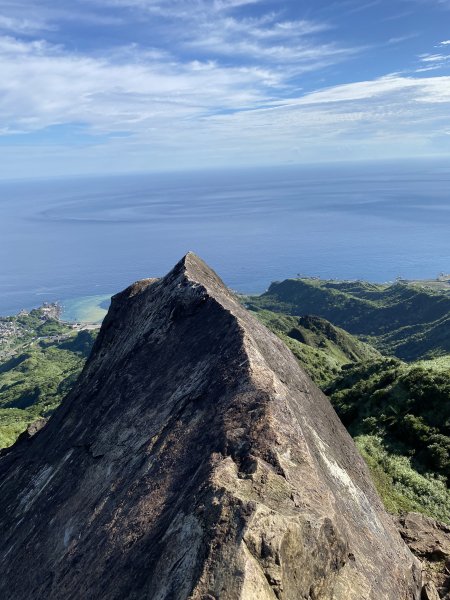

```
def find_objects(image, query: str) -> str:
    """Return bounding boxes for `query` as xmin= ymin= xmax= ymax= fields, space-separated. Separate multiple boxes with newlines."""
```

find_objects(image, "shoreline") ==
xmin=60 ymin=294 xmax=111 ymax=325
xmin=2 ymin=274 xmax=450 ymax=324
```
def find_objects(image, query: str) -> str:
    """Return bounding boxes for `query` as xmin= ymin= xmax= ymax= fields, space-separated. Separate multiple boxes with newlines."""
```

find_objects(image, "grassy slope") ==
xmin=0 ymin=319 xmax=96 ymax=448
xmin=248 ymin=279 xmax=450 ymax=360
xmin=326 ymin=357 xmax=450 ymax=523
xmin=250 ymin=308 xmax=380 ymax=387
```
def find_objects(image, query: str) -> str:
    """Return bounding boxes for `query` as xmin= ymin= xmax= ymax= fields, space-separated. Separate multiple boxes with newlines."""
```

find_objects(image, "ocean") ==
xmin=1 ymin=160 xmax=450 ymax=319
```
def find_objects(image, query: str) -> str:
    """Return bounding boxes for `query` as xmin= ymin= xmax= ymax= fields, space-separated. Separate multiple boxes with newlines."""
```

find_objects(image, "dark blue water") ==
xmin=1 ymin=160 xmax=450 ymax=315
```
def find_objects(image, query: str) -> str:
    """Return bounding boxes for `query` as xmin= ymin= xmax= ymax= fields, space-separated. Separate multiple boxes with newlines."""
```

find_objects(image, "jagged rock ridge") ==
xmin=0 ymin=253 xmax=421 ymax=599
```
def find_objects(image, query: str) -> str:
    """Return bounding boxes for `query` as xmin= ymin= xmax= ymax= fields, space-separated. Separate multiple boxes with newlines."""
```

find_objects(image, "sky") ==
xmin=0 ymin=0 xmax=450 ymax=178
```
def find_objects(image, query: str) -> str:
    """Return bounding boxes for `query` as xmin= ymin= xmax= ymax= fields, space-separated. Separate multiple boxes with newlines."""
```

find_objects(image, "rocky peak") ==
xmin=0 ymin=253 xmax=421 ymax=599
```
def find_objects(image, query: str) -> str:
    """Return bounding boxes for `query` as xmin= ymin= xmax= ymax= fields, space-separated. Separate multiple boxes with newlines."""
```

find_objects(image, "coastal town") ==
xmin=0 ymin=303 xmax=68 ymax=360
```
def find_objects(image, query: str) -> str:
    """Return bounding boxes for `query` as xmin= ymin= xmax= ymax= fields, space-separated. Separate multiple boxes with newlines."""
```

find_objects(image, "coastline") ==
xmin=2 ymin=274 xmax=450 ymax=326
xmin=60 ymin=294 xmax=111 ymax=324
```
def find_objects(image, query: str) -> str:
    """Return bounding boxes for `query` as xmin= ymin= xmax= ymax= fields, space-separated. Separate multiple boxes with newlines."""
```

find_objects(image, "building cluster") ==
xmin=39 ymin=302 xmax=62 ymax=321
xmin=0 ymin=319 xmax=21 ymax=340
xmin=0 ymin=303 xmax=61 ymax=357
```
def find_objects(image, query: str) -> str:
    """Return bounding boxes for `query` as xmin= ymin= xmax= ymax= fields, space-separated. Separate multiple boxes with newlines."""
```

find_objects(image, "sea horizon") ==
xmin=1 ymin=159 xmax=450 ymax=317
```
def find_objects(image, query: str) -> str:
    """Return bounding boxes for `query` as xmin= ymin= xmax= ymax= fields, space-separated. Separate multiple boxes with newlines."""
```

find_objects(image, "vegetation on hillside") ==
xmin=248 ymin=279 xmax=450 ymax=360
xmin=249 ymin=284 xmax=450 ymax=524
xmin=0 ymin=307 xmax=96 ymax=448
xmin=324 ymin=357 xmax=450 ymax=522
xmin=251 ymin=308 xmax=380 ymax=387
xmin=0 ymin=305 xmax=74 ymax=359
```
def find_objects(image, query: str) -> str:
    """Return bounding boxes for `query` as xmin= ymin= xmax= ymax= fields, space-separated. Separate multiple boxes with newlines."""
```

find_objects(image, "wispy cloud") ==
xmin=405 ymin=0 xmax=450 ymax=9
xmin=387 ymin=33 xmax=418 ymax=45
xmin=0 ymin=0 xmax=124 ymax=35
xmin=1 ymin=31 xmax=449 ymax=171
xmin=186 ymin=26 xmax=355 ymax=73
xmin=344 ymin=0 xmax=382 ymax=15
xmin=90 ymin=0 xmax=353 ymax=74
xmin=0 ymin=35 xmax=283 ymax=135
xmin=0 ymin=14 xmax=55 ymax=34
xmin=1 ymin=0 xmax=450 ymax=176
xmin=420 ymin=53 xmax=448 ymax=62
xmin=0 ymin=0 xmax=359 ymax=77
xmin=0 ymin=0 xmax=363 ymax=136
xmin=267 ymin=74 xmax=450 ymax=106
xmin=80 ymin=0 xmax=267 ymax=23
xmin=416 ymin=51 xmax=450 ymax=72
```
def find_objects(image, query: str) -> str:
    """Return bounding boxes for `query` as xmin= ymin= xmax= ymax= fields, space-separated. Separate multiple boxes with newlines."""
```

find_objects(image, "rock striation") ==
xmin=0 ymin=253 xmax=421 ymax=600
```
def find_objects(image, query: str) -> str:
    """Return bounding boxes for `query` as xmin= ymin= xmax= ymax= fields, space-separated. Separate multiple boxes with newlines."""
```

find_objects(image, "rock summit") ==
xmin=0 ymin=253 xmax=421 ymax=599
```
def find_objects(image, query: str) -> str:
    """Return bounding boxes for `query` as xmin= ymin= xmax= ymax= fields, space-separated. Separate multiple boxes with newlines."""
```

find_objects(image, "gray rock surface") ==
xmin=0 ymin=253 xmax=421 ymax=599
xmin=396 ymin=512 xmax=450 ymax=599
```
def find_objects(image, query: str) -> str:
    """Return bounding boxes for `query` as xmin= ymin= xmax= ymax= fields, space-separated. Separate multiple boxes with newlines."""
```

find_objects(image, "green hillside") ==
xmin=0 ymin=304 xmax=74 ymax=360
xmin=326 ymin=357 xmax=450 ymax=523
xmin=248 ymin=279 xmax=450 ymax=360
xmin=250 ymin=308 xmax=380 ymax=387
xmin=0 ymin=307 xmax=96 ymax=448
xmin=249 ymin=294 xmax=450 ymax=524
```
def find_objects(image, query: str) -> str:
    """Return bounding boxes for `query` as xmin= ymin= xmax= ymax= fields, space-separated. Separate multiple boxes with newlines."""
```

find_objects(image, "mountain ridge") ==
xmin=0 ymin=253 xmax=420 ymax=600
xmin=249 ymin=278 xmax=450 ymax=360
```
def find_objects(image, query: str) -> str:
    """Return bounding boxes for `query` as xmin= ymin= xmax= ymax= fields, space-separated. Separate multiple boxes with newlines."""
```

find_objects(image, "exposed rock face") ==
xmin=0 ymin=253 xmax=420 ymax=600
xmin=396 ymin=512 xmax=450 ymax=599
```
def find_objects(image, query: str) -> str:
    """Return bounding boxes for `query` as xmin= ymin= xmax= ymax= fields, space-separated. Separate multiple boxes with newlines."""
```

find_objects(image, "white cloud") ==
xmin=181 ymin=14 xmax=353 ymax=71
xmin=88 ymin=0 xmax=262 ymax=13
xmin=416 ymin=51 xmax=450 ymax=72
xmin=1 ymin=32 xmax=450 ymax=174
xmin=272 ymin=76 xmax=421 ymax=105
xmin=0 ymin=0 xmax=358 ymax=79
xmin=419 ymin=53 xmax=447 ymax=62
xmin=0 ymin=14 xmax=55 ymax=34
xmin=387 ymin=34 xmax=418 ymax=44
xmin=0 ymin=35 xmax=282 ymax=135
xmin=81 ymin=0 xmax=358 ymax=76
xmin=0 ymin=0 xmax=450 ymax=176
xmin=0 ymin=0 xmax=360 ymax=137
xmin=0 ymin=0 xmax=124 ymax=34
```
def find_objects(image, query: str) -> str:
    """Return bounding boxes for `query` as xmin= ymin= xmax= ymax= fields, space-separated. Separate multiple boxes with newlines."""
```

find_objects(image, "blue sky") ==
xmin=0 ymin=0 xmax=450 ymax=178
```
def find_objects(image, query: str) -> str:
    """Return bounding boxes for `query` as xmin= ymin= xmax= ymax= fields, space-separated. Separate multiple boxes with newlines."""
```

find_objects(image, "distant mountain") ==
xmin=248 ymin=279 xmax=450 ymax=360
xmin=0 ymin=254 xmax=420 ymax=600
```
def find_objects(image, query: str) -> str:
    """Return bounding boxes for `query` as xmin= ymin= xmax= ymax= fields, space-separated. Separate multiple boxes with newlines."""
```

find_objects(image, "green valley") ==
xmin=249 ymin=309 xmax=380 ymax=387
